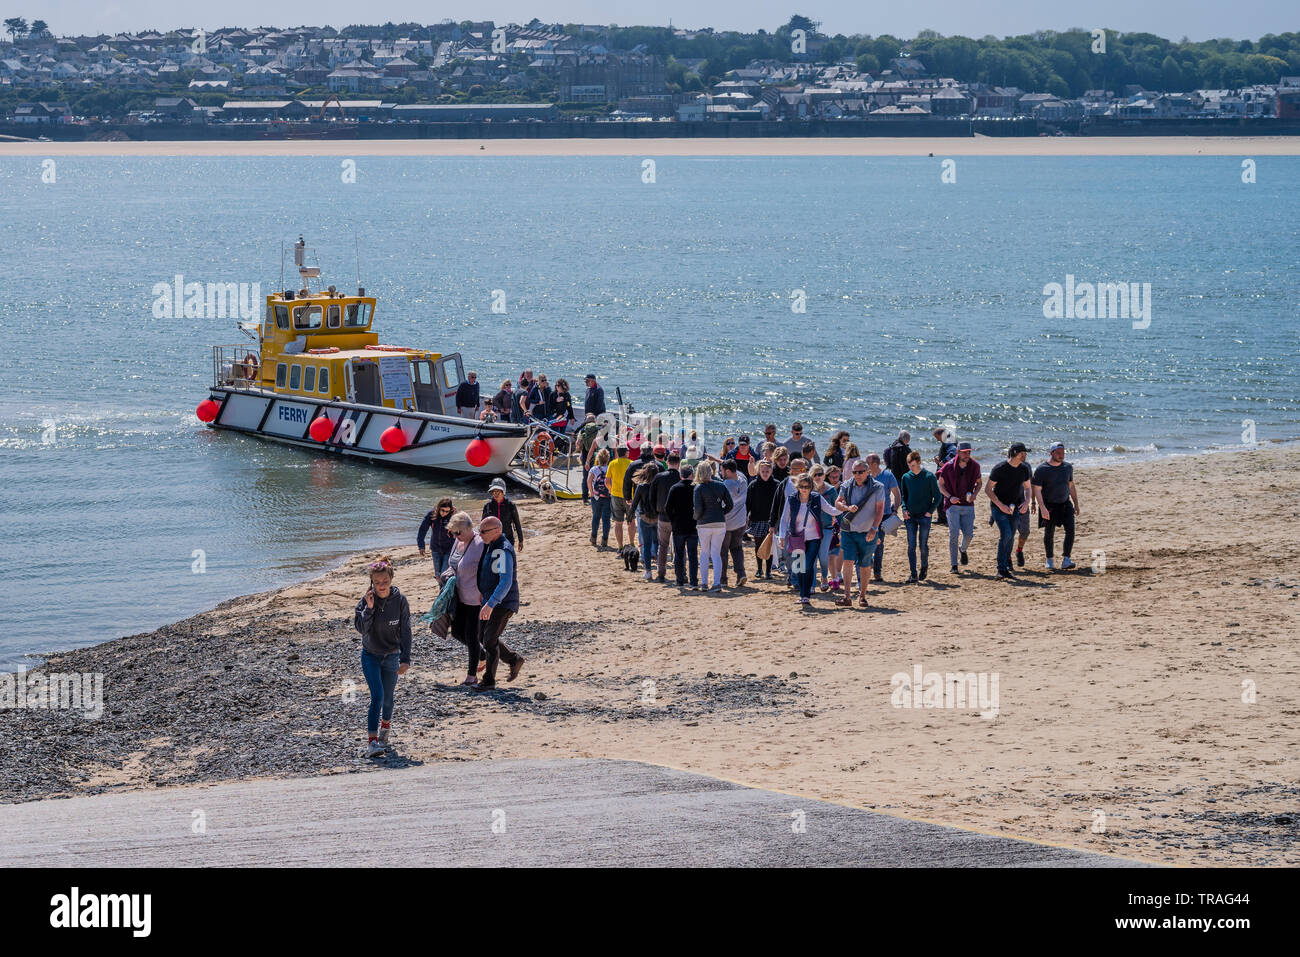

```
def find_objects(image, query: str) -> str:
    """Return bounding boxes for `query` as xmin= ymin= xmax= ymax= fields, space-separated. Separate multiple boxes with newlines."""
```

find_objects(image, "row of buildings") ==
xmin=3 ymin=23 xmax=1299 ymax=127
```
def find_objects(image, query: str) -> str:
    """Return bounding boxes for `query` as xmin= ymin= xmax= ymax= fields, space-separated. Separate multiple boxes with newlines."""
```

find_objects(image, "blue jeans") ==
xmin=360 ymin=649 xmax=399 ymax=737
xmin=992 ymin=506 xmax=1016 ymax=574
xmin=946 ymin=504 xmax=975 ymax=565
xmin=905 ymin=515 xmax=931 ymax=577
xmin=430 ymin=549 xmax=450 ymax=577
xmin=673 ymin=533 xmax=699 ymax=585
xmin=638 ymin=519 xmax=658 ymax=570
xmin=815 ymin=527 xmax=833 ymax=583
xmin=590 ymin=496 xmax=611 ymax=541
xmin=794 ymin=545 xmax=818 ymax=599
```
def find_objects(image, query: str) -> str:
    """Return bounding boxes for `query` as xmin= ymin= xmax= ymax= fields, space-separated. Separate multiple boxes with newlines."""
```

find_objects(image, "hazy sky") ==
xmin=17 ymin=1 xmax=1297 ymax=41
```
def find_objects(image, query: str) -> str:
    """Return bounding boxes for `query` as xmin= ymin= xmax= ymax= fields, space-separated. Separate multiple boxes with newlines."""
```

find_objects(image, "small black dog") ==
xmin=620 ymin=544 xmax=640 ymax=572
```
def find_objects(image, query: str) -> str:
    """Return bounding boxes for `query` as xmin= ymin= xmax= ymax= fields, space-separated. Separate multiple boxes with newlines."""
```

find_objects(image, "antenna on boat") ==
xmin=354 ymin=234 xmax=362 ymax=295
xmin=279 ymin=240 xmax=285 ymax=292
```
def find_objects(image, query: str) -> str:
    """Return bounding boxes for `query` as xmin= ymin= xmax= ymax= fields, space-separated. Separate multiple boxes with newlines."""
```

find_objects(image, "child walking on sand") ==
xmin=354 ymin=556 xmax=412 ymax=757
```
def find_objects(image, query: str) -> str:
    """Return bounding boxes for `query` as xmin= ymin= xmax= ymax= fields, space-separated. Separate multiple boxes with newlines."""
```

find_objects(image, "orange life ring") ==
xmin=531 ymin=432 xmax=555 ymax=468
xmin=241 ymin=352 xmax=260 ymax=381
xmin=308 ymin=346 xmax=339 ymax=355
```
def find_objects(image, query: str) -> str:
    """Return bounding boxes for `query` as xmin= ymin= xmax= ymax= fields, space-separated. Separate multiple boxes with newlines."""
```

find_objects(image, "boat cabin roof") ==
xmin=272 ymin=348 xmax=433 ymax=362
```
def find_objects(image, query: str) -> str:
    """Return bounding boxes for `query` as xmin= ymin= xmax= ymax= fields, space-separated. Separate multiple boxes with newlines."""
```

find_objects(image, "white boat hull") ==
xmin=203 ymin=388 xmax=527 ymax=474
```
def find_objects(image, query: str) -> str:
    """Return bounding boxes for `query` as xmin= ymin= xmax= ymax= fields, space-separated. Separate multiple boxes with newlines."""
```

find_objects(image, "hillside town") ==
xmin=3 ymin=18 xmax=1299 ymax=134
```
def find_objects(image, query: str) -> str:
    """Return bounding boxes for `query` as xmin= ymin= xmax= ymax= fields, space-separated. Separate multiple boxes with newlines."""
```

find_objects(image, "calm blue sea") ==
xmin=0 ymin=153 xmax=1297 ymax=667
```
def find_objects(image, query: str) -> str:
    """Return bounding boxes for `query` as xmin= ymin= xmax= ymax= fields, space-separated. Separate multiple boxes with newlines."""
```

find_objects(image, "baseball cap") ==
xmin=1008 ymin=442 xmax=1030 ymax=457
xmin=653 ymin=444 xmax=666 ymax=456
xmin=1049 ymin=442 xmax=1065 ymax=452
xmin=585 ymin=373 xmax=597 ymax=380
xmin=957 ymin=441 xmax=973 ymax=452
xmin=738 ymin=435 xmax=750 ymax=443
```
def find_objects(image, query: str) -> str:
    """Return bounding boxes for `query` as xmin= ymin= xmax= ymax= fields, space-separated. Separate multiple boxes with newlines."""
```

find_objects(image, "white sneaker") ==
xmin=1045 ymin=558 xmax=1055 ymax=570
xmin=643 ymin=571 xmax=653 ymax=581
xmin=1060 ymin=557 xmax=1076 ymax=570
xmin=366 ymin=739 xmax=386 ymax=758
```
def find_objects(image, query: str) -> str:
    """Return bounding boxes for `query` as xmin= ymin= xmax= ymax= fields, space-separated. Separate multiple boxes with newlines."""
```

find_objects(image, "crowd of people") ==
xmin=454 ymin=367 xmax=608 ymax=445
xmin=353 ymin=401 xmax=1083 ymax=757
xmin=582 ymin=421 xmax=1082 ymax=606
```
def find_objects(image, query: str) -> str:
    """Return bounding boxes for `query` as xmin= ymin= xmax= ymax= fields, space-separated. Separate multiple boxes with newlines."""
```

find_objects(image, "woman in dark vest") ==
xmin=776 ymin=476 xmax=829 ymax=607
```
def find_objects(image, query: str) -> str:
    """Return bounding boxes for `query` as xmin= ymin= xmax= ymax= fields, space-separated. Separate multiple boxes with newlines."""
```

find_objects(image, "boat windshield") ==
xmin=293 ymin=304 xmax=322 ymax=329
xmin=345 ymin=302 xmax=372 ymax=327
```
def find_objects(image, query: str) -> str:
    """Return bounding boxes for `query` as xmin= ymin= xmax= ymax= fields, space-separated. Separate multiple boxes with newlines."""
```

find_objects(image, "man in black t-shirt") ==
xmin=1032 ymin=442 xmax=1081 ymax=571
xmin=986 ymin=442 xmax=1032 ymax=578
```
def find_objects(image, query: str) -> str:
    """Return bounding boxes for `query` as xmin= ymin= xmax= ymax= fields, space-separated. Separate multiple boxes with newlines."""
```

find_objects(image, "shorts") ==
xmin=610 ymin=496 xmax=630 ymax=522
xmin=840 ymin=530 xmax=876 ymax=566
xmin=1013 ymin=509 xmax=1030 ymax=536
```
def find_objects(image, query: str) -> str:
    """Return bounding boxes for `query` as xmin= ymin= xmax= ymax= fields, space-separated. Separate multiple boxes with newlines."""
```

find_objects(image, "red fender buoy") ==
xmin=309 ymin=416 xmax=334 ymax=442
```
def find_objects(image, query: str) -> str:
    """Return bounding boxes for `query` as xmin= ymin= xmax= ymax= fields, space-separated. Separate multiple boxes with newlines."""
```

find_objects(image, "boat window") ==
xmin=293 ymin=305 xmax=322 ymax=329
xmin=414 ymin=361 xmax=433 ymax=386
xmin=289 ymin=365 xmax=302 ymax=390
xmin=275 ymin=363 xmax=287 ymax=388
xmin=442 ymin=360 xmax=462 ymax=389
xmin=319 ymin=367 xmax=329 ymax=393
xmin=303 ymin=365 xmax=317 ymax=392
xmin=274 ymin=305 xmax=290 ymax=329
xmin=344 ymin=302 xmax=372 ymax=327
xmin=326 ymin=304 xmax=341 ymax=328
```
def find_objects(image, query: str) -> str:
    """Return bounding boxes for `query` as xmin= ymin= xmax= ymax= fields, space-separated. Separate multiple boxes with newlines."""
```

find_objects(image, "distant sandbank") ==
xmin=3 ymin=135 xmax=1299 ymax=157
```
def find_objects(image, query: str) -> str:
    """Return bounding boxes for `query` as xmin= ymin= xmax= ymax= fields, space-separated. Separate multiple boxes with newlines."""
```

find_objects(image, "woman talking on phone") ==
xmin=353 ymin=556 xmax=412 ymax=757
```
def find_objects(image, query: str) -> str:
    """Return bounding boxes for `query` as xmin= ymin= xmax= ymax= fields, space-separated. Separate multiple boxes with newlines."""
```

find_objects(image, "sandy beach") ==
xmin=3 ymin=444 xmax=1298 ymax=866
xmin=3 ymin=135 xmax=1300 ymax=157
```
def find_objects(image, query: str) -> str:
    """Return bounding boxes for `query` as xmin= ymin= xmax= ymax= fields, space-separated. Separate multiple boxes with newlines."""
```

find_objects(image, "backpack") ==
xmin=591 ymin=467 xmax=609 ymax=498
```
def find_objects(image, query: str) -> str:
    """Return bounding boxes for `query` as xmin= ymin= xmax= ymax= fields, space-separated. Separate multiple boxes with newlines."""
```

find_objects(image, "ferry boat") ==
xmin=195 ymin=237 xmax=529 ymax=475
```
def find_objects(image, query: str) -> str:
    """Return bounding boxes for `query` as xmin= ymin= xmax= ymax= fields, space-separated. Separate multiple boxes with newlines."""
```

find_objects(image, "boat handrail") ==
xmin=212 ymin=344 xmax=261 ymax=389
xmin=512 ymin=419 xmax=583 ymax=497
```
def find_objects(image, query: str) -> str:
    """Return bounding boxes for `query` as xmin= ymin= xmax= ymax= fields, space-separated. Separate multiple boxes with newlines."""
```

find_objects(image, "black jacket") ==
xmin=665 ymin=479 xmax=698 ymax=536
xmin=455 ymin=380 xmax=479 ymax=410
xmin=623 ymin=453 xmax=658 ymax=500
xmin=482 ymin=497 xmax=524 ymax=548
xmin=651 ymin=468 xmax=679 ymax=519
xmin=746 ymin=476 xmax=778 ymax=525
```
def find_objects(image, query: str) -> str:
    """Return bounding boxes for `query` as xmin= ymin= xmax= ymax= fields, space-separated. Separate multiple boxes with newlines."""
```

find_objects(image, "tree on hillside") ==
xmin=4 ymin=17 xmax=29 ymax=42
xmin=30 ymin=18 xmax=48 ymax=37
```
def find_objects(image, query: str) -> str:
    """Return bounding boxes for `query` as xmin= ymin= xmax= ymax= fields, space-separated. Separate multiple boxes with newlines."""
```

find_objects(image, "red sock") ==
xmin=368 ymin=735 xmax=377 ymax=743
